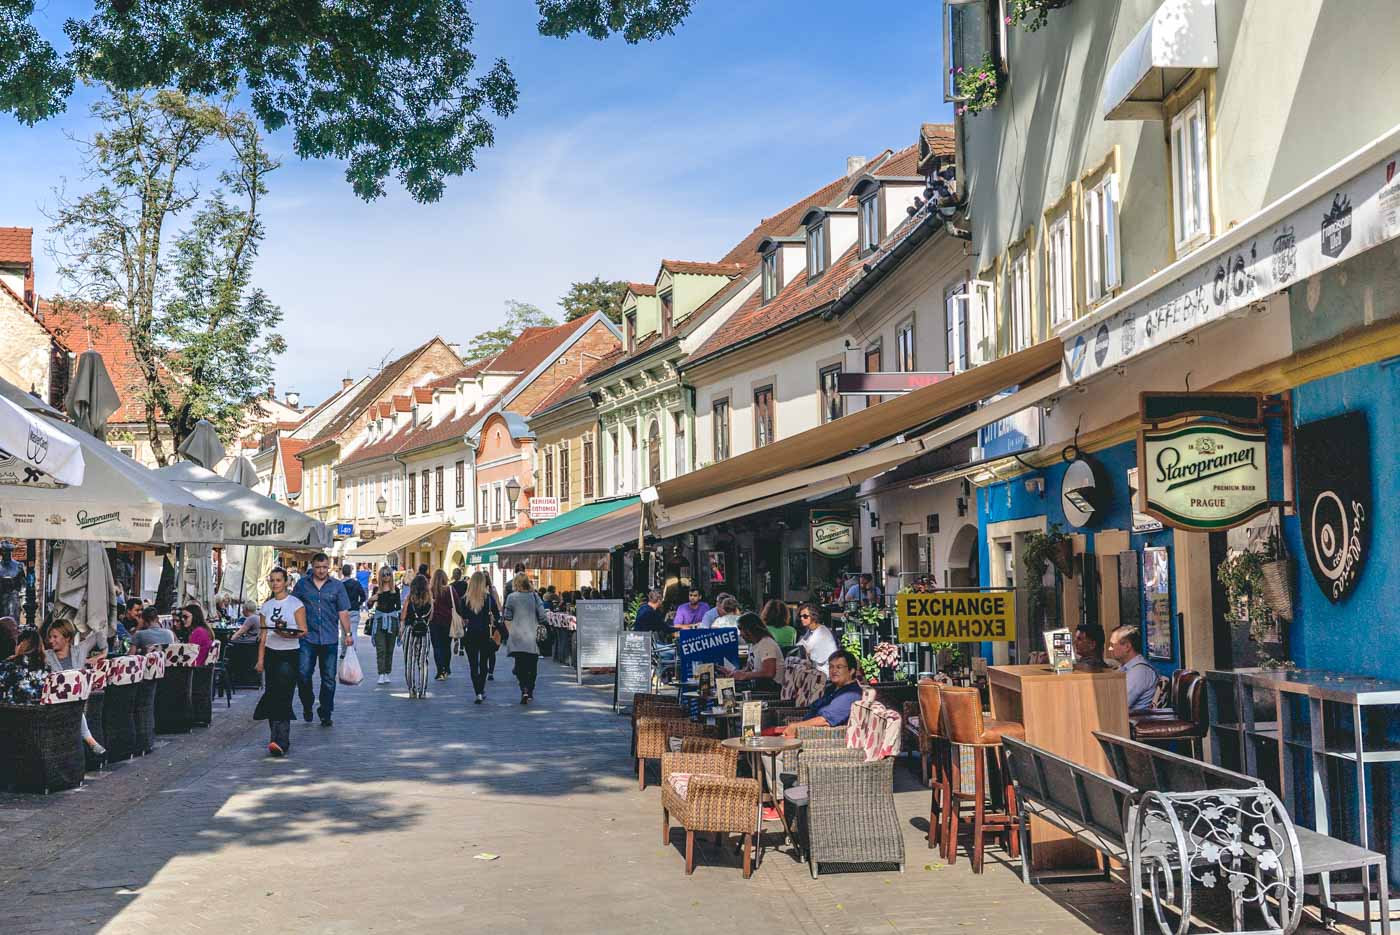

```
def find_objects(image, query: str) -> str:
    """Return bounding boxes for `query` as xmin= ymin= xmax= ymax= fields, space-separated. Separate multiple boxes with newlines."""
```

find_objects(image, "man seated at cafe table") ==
xmin=699 ymin=593 xmax=732 ymax=627
xmin=1108 ymin=625 xmax=1158 ymax=712
xmin=131 ymin=606 xmax=176 ymax=650
xmin=116 ymin=598 xmax=143 ymax=642
xmin=1073 ymin=622 xmax=1108 ymax=672
xmin=782 ymin=650 xmax=862 ymax=738
xmin=672 ymin=588 xmax=711 ymax=629
xmin=630 ymin=590 xmax=674 ymax=637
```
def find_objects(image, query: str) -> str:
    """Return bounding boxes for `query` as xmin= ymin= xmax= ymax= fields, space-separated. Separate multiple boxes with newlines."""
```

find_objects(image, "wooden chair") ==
xmin=939 ymin=685 xmax=1022 ymax=872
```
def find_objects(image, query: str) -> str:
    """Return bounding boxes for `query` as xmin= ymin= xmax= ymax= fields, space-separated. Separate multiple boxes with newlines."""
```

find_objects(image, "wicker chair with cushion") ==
xmin=660 ymin=749 xmax=759 ymax=877
xmin=636 ymin=716 xmax=716 ymax=790
xmin=188 ymin=641 xmax=220 ymax=728
xmin=0 ymin=700 xmax=87 ymax=793
xmin=678 ymin=735 xmax=742 ymax=774
xmin=631 ymin=692 xmax=684 ymax=756
xmin=155 ymin=643 xmax=198 ymax=734
xmin=101 ymin=655 xmax=144 ymax=763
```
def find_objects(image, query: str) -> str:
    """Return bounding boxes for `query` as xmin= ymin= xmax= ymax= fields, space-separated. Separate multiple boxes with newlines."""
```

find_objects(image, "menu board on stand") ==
xmin=613 ymin=629 xmax=655 ymax=714
xmin=575 ymin=599 xmax=624 ymax=685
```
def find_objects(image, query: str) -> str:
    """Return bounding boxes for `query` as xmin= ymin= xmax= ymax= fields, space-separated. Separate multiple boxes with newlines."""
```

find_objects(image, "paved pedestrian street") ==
xmin=1 ymin=644 xmax=1334 ymax=935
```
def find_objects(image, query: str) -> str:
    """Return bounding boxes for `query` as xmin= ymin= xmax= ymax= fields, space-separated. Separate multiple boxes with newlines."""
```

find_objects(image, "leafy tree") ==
xmin=561 ymin=277 xmax=629 ymax=323
xmin=464 ymin=299 xmax=558 ymax=362
xmin=2 ymin=0 xmax=694 ymax=203
xmin=50 ymin=88 xmax=286 ymax=466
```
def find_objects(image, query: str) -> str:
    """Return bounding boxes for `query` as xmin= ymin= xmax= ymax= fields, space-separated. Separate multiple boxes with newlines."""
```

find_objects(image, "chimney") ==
xmin=266 ymin=384 xmax=276 ymax=398
xmin=284 ymin=389 xmax=301 ymax=409
xmin=342 ymin=377 xmax=353 ymax=390
xmin=846 ymin=155 xmax=868 ymax=176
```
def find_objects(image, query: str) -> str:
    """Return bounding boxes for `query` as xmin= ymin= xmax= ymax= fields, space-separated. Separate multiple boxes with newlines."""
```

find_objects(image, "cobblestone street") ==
xmin=0 ymin=643 xmax=1260 ymax=934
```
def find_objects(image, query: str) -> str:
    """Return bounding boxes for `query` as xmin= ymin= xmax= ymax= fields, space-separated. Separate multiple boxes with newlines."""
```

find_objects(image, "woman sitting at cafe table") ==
xmin=722 ymin=613 xmax=783 ymax=693
xmin=781 ymin=650 xmax=862 ymax=738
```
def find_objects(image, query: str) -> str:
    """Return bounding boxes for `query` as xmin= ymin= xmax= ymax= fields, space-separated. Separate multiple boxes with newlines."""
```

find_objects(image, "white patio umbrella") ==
xmin=177 ymin=419 xmax=226 ymax=470
xmin=53 ymin=539 xmax=116 ymax=641
xmin=0 ymin=391 xmax=85 ymax=487
xmin=153 ymin=461 xmax=330 ymax=549
xmin=224 ymin=455 xmax=260 ymax=488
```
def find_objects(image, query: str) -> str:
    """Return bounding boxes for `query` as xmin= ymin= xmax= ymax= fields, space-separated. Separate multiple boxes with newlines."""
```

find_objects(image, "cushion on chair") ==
xmin=164 ymin=643 xmax=201 ymax=667
xmin=1131 ymin=717 xmax=1199 ymax=740
xmin=41 ymin=669 xmax=92 ymax=704
xmin=86 ymin=658 xmax=110 ymax=693
xmin=108 ymin=655 xmax=146 ymax=685
xmin=978 ymin=718 xmax=1026 ymax=744
xmin=667 ymin=771 xmax=724 ymax=801
xmin=142 ymin=650 xmax=166 ymax=679
xmin=206 ymin=641 xmax=221 ymax=665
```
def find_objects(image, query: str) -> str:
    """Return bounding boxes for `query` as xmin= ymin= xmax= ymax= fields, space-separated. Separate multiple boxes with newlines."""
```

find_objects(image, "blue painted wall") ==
xmin=1285 ymin=358 xmax=1400 ymax=679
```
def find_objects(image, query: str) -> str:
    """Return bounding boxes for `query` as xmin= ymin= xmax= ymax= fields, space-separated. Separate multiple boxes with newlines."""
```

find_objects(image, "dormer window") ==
xmin=625 ymin=310 xmax=636 ymax=352
xmin=859 ymin=193 xmax=880 ymax=253
xmin=806 ymin=220 xmax=827 ymax=278
xmin=660 ymin=290 xmax=673 ymax=337
xmin=761 ymin=250 xmax=779 ymax=304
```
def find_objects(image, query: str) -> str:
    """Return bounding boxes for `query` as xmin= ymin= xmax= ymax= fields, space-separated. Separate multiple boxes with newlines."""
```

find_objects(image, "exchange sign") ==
xmin=896 ymin=590 xmax=1017 ymax=643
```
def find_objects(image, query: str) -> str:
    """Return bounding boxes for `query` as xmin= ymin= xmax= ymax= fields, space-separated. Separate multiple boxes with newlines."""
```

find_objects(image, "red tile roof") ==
xmin=659 ymin=259 xmax=745 ymax=277
xmin=0 ymin=227 xmax=33 ymax=299
xmin=278 ymin=438 xmax=309 ymax=495
xmin=627 ymin=283 xmax=657 ymax=297
xmin=39 ymin=299 xmax=152 ymax=422
xmin=393 ymin=394 xmax=412 ymax=412
xmin=716 ymin=162 xmax=875 ymax=269
xmin=486 ymin=315 xmax=594 ymax=374
xmin=874 ymin=143 xmax=921 ymax=178
xmin=919 ymin=123 xmax=955 ymax=173
xmin=308 ymin=337 xmax=448 ymax=444
xmin=396 ymin=408 xmax=479 ymax=457
xmin=413 ymin=387 xmax=433 ymax=404
xmin=376 ymin=402 xmax=392 ymax=419
xmin=338 ymin=423 xmax=413 ymax=468
xmin=529 ymin=373 xmax=589 ymax=417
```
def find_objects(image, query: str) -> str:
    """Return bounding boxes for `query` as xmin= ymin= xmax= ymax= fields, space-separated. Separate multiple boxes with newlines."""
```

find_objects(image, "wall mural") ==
xmin=1295 ymin=411 xmax=1371 ymax=603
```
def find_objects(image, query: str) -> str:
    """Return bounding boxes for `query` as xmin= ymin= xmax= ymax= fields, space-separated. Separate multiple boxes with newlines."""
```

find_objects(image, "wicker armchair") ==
xmin=0 ymin=701 xmax=86 ymax=793
xmin=630 ymin=692 xmax=684 ymax=756
xmin=678 ymin=736 xmax=741 ymax=773
xmin=660 ymin=750 xmax=759 ymax=878
xmin=636 ymin=716 xmax=716 ymax=790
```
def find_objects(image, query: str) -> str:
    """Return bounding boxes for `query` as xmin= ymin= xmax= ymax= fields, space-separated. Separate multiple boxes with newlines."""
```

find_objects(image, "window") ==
xmin=434 ymin=465 xmax=444 ymax=511
xmin=647 ymin=420 xmax=661 ymax=485
xmin=624 ymin=311 xmax=636 ymax=352
xmin=392 ymin=473 xmax=402 ymax=514
xmin=627 ymin=425 xmax=639 ymax=493
xmin=1007 ymin=250 xmax=1033 ymax=351
xmin=968 ymin=279 xmax=996 ymax=365
xmin=559 ymin=443 xmax=571 ymax=504
xmin=115 ymin=445 xmax=136 ymax=459
xmin=660 ymin=291 xmax=673 ymax=337
xmin=712 ymin=398 xmax=730 ymax=461
xmin=609 ymin=431 xmax=620 ymax=494
xmin=583 ymin=435 xmax=595 ymax=499
xmin=1083 ymin=173 xmax=1121 ymax=304
xmin=408 ymin=472 xmax=417 ymax=515
xmin=421 ymin=471 xmax=430 ymax=517
xmin=761 ymin=250 xmax=779 ymax=303
xmin=455 ymin=461 xmax=465 ymax=509
xmin=945 ymin=282 xmax=969 ymax=374
xmin=864 ymin=343 xmax=884 ymax=406
xmin=479 ymin=487 xmax=489 ymax=524
xmin=493 ymin=484 xmax=502 ymax=524
xmin=753 ymin=384 xmax=775 ymax=448
xmin=896 ymin=319 xmax=916 ymax=371
xmin=1171 ymin=94 xmax=1211 ymax=252
xmin=1045 ymin=211 xmax=1074 ymax=328
xmin=672 ymin=411 xmax=686 ymax=477
xmin=806 ymin=221 xmax=827 ymax=277
xmin=859 ymin=194 xmax=880 ymax=253
xmin=544 ymin=447 xmax=555 ymax=498
xmin=819 ymin=364 xmax=843 ymax=423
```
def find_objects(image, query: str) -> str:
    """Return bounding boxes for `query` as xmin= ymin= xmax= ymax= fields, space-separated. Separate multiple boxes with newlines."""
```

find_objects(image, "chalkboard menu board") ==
xmin=575 ymin=599 xmax=624 ymax=684
xmin=613 ymin=630 xmax=655 ymax=713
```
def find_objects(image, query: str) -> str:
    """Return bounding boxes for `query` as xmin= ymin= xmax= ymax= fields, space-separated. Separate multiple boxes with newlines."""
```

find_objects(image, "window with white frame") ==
xmin=421 ymin=471 xmax=430 ymax=517
xmin=672 ymin=411 xmax=685 ymax=477
xmin=819 ymin=364 xmax=843 ymax=423
xmin=582 ymin=435 xmax=595 ymax=499
xmin=896 ymin=319 xmax=916 ymax=371
xmin=624 ymin=311 xmax=636 ymax=352
xmin=559 ymin=443 xmax=571 ymax=505
xmin=806 ymin=221 xmax=826 ymax=278
xmin=1007 ymin=250 xmax=1033 ymax=351
xmin=712 ymin=398 xmax=730 ymax=461
xmin=609 ymin=431 xmax=620 ymax=494
xmin=493 ymin=484 xmax=502 ymax=524
xmin=455 ymin=461 xmax=465 ymax=509
xmin=408 ymin=472 xmax=417 ymax=515
xmin=627 ymin=425 xmax=639 ymax=493
xmin=434 ymin=466 xmax=444 ymax=512
xmin=544 ymin=447 xmax=555 ymax=498
xmin=1083 ymin=173 xmax=1121 ymax=304
xmin=392 ymin=474 xmax=402 ymax=514
xmin=859 ymin=194 xmax=880 ymax=253
xmin=1170 ymin=94 xmax=1210 ymax=252
xmin=967 ymin=279 xmax=995 ymax=365
xmin=1045 ymin=211 xmax=1074 ymax=328
xmin=761 ymin=250 xmax=779 ymax=303
xmin=945 ymin=282 xmax=969 ymax=374
xmin=753 ymin=384 xmax=775 ymax=448
xmin=479 ymin=487 xmax=489 ymax=524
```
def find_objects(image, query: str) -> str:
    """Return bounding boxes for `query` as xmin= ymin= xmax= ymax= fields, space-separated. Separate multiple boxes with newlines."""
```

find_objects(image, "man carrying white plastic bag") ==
xmin=338 ymin=642 xmax=364 ymax=686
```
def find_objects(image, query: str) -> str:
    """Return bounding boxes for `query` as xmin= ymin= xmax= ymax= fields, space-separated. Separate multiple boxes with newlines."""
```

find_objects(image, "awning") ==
xmin=1103 ymin=0 xmax=1218 ymax=121
xmin=494 ymin=502 xmax=643 ymax=570
xmin=467 ymin=496 xmax=638 ymax=565
xmin=153 ymin=462 xmax=332 ymax=549
xmin=0 ymin=391 xmax=84 ymax=486
xmin=345 ymin=521 xmax=449 ymax=561
xmin=645 ymin=341 xmax=1064 ymax=533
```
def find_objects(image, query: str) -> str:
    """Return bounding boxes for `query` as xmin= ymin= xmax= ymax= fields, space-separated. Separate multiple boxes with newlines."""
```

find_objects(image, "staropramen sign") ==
xmin=810 ymin=510 xmax=855 ymax=558
xmin=1138 ymin=422 xmax=1270 ymax=531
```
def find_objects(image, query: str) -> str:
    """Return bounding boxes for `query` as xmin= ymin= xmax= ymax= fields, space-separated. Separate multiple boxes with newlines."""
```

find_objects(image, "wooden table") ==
xmin=721 ymin=735 xmax=801 ymax=869
xmin=987 ymin=664 xmax=1128 ymax=870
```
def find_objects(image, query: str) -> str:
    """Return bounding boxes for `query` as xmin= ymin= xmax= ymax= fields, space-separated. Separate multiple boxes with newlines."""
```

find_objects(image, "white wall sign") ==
xmin=810 ymin=510 xmax=855 ymax=558
xmin=1138 ymin=423 xmax=1270 ymax=531
xmin=528 ymin=497 xmax=559 ymax=521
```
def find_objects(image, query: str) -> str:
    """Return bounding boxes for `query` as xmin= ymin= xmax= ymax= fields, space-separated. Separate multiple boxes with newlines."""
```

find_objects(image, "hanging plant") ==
xmin=1022 ymin=524 xmax=1068 ymax=629
xmin=1216 ymin=549 xmax=1273 ymax=644
xmin=1007 ymin=0 xmax=1072 ymax=32
xmin=953 ymin=53 xmax=1001 ymax=116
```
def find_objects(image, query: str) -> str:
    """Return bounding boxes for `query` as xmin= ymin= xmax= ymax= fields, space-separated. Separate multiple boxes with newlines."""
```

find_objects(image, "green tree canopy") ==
xmin=560 ymin=277 xmax=629 ymax=323
xmin=2 ymin=0 xmax=694 ymax=203
xmin=464 ymin=299 xmax=558 ymax=362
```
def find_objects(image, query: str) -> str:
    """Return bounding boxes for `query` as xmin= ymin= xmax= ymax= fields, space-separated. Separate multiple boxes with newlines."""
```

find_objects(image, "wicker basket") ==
xmin=0 ymin=700 xmax=86 ymax=793
xmin=132 ymin=680 xmax=157 ymax=754
xmin=1259 ymin=559 xmax=1294 ymax=625
xmin=155 ymin=668 xmax=194 ymax=734
xmin=102 ymin=682 xmax=138 ymax=762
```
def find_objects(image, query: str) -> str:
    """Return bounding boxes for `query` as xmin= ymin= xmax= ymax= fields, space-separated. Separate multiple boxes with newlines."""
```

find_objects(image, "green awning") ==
xmin=466 ymin=496 xmax=638 ymax=565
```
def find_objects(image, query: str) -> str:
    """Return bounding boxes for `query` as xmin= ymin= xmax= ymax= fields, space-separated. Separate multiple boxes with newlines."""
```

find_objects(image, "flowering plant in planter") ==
xmin=953 ymin=53 xmax=1000 ymax=116
xmin=873 ymin=642 xmax=901 ymax=670
xmin=1007 ymin=0 xmax=1070 ymax=32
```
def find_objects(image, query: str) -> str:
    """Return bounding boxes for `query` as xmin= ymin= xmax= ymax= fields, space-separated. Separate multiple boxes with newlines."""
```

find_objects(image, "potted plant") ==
xmin=1021 ymin=524 xmax=1068 ymax=629
xmin=1007 ymin=0 xmax=1072 ymax=31
xmin=953 ymin=53 xmax=1001 ymax=116
xmin=1257 ymin=530 xmax=1294 ymax=623
xmin=873 ymin=641 xmax=901 ymax=683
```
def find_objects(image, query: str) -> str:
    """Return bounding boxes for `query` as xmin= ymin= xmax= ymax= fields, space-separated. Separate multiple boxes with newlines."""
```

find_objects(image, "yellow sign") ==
xmin=896 ymin=590 xmax=1017 ymax=643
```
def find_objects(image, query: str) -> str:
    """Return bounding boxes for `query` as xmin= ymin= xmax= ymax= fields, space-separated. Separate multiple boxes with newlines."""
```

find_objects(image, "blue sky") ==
xmin=1 ymin=1 xmax=950 ymax=404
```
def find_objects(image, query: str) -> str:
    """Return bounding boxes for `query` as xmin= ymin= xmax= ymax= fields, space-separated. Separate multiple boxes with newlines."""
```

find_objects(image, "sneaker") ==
xmin=475 ymin=694 xmax=484 ymax=704
xmin=762 ymin=806 xmax=782 ymax=822
xmin=268 ymin=742 xmax=285 ymax=757
xmin=302 ymin=706 xmax=313 ymax=723
xmin=320 ymin=718 xmax=333 ymax=727
xmin=487 ymin=674 xmax=494 ymax=681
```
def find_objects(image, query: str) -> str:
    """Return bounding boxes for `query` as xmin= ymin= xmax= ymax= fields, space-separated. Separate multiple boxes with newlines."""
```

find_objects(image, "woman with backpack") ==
xmin=501 ymin=572 xmax=546 ymax=704
xmin=401 ymin=574 xmax=432 ymax=699
xmin=457 ymin=571 xmax=506 ymax=704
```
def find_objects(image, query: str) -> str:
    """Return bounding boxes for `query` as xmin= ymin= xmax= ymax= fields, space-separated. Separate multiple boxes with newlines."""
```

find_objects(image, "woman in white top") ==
xmin=795 ymin=602 xmax=838 ymax=675
xmin=726 ymin=613 xmax=783 ymax=693
xmin=711 ymin=595 xmax=741 ymax=628
xmin=253 ymin=567 xmax=306 ymax=757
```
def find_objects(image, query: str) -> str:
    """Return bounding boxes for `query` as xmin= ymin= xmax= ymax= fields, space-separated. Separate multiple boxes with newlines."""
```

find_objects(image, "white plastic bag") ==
xmin=338 ymin=644 xmax=364 ymax=685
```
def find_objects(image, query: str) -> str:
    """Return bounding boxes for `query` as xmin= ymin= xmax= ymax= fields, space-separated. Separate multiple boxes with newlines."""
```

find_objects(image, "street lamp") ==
xmin=505 ymin=477 xmax=522 ymax=508
xmin=376 ymin=495 xmax=387 ymax=517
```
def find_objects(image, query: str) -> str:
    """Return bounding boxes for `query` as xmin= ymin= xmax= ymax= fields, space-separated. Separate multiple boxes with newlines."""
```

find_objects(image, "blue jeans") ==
xmin=298 ymin=641 xmax=339 ymax=722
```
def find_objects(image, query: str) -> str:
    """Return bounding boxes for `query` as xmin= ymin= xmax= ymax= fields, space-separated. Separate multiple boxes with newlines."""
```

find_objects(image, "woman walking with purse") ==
xmin=428 ymin=569 xmax=454 ymax=681
xmin=401 ymin=574 xmax=432 ymax=699
xmin=369 ymin=566 xmax=400 ymax=685
xmin=501 ymin=572 xmax=546 ymax=704
xmin=254 ymin=567 xmax=306 ymax=757
xmin=457 ymin=571 xmax=506 ymax=704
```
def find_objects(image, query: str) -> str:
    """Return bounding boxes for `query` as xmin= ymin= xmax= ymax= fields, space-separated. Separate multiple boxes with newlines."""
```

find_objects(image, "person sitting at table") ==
xmin=1073 ymin=622 xmax=1108 ymax=672
xmin=724 ymin=613 xmax=783 ymax=693
xmin=710 ymin=596 xmax=740 ymax=628
xmin=795 ymin=603 xmax=838 ymax=675
xmin=131 ymin=607 xmax=175 ymax=650
xmin=1108 ymin=625 xmax=1158 ymax=712
xmin=8 ymin=627 xmax=45 ymax=669
xmin=699 ymin=593 xmax=731 ymax=627
xmin=44 ymin=619 xmax=106 ymax=760
xmin=231 ymin=602 xmax=262 ymax=642
xmin=782 ymin=650 xmax=862 ymax=738
xmin=177 ymin=603 xmax=216 ymax=666
xmin=630 ymin=590 xmax=673 ymax=637
xmin=672 ymin=588 xmax=710 ymax=629
xmin=760 ymin=600 xmax=797 ymax=648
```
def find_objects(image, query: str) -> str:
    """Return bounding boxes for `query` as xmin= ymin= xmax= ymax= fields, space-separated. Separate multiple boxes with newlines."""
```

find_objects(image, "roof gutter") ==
xmin=679 ymin=306 xmax=831 ymax=374
xmin=821 ymin=210 xmax=943 ymax=322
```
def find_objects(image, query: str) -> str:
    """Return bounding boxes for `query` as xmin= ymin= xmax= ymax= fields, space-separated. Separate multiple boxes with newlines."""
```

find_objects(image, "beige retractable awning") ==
xmin=345 ymin=521 xmax=450 ymax=560
xmin=645 ymin=342 xmax=1063 ymax=535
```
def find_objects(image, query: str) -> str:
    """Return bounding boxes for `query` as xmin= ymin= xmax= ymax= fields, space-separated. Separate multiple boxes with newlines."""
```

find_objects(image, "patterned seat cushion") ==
xmin=41 ymin=668 xmax=92 ymax=704
xmin=108 ymin=655 xmax=146 ymax=685
xmin=86 ymin=657 xmax=110 ymax=693
xmin=206 ymin=641 xmax=221 ymax=666
xmin=164 ymin=643 xmax=201 ymax=667
xmin=143 ymin=650 xmax=167 ymax=679
xmin=666 ymin=771 xmax=724 ymax=801
xmin=845 ymin=700 xmax=903 ymax=762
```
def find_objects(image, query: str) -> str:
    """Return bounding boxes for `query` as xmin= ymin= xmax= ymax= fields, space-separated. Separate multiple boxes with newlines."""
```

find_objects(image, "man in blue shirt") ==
xmin=293 ymin=553 xmax=352 ymax=726
xmin=1108 ymin=625 xmax=1159 ymax=712
xmin=783 ymin=651 xmax=863 ymax=737
xmin=631 ymin=590 xmax=673 ymax=637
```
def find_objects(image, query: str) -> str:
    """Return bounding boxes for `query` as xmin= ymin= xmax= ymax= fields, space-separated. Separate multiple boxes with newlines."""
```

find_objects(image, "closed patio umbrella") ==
xmin=53 ymin=539 xmax=116 ymax=642
xmin=64 ymin=349 xmax=121 ymax=440
xmin=177 ymin=419 xmax=226 ymax=471
xmin=224 ymin=455 xmax=260 ymax=489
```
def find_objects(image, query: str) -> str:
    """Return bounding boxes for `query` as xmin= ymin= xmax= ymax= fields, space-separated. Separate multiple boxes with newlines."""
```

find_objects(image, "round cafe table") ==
xmin=699 ymin=706 xmax=742 ymax=739
xmin=721 ymin=735 xmax=802 ymax=869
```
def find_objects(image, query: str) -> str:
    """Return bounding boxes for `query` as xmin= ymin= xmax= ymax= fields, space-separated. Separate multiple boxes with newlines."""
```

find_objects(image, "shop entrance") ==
xmin=985 ymin=516 xmax=1046 ymax=665
xmin=946 ymin=523 xmax=979 ymax=589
